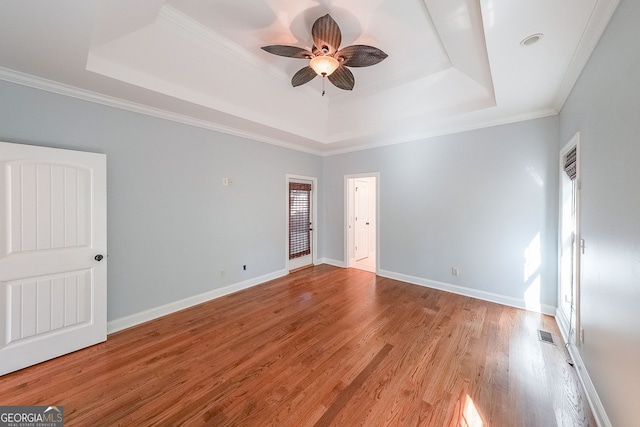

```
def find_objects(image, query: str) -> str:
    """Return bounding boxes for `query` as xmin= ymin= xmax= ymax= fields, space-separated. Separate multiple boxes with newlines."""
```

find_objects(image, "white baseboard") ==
xmin=107 ymin=269 xmax=288 ymax=334
xmin=319 ymin=258 xmax=346 ymax=268
xmin=556 ymin=310 xmax=612 ymax=427
xmin=377 ymin=269 xmax=557 ymax=316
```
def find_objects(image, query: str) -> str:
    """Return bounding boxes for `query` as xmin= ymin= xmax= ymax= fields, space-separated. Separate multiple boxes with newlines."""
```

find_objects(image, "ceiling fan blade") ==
xmin=292 ymin=66 xmax=318 ymax=87
xmin=312 ymin=14 xmax=342 ymax=54
xmin=337 ymin=45 xmax=388 ymax=67
xmin=328 ymin=66 xmax=354 ymax=91
xmin=261 ymin=45 xmax=313 ymax=59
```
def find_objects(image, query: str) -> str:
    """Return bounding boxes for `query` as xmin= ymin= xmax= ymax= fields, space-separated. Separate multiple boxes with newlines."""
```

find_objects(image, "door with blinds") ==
xmin=287 ymin=177 xmax=315 ymax=271
xmin=559 ymin=133 xmax=581 ymax=345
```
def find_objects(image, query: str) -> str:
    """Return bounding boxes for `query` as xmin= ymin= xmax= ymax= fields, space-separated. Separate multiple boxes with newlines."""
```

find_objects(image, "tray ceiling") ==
xmin=0 ymin=0 xmax=620 ymax=154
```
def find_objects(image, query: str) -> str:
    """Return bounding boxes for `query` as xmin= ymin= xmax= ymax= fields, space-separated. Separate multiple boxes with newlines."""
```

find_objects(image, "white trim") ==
xmin=319 ymin=258 xmax=347 ymax=268
xmin=558 ymin=132 xmax=582 ymax=346
xmin=552 ymin=0 xmax=621 ymax=112
xmin=344 ymin=173 xmax=380 ymax=274
xmin=0 ymin=67 xmax=560 ymax=158
xmin=321 ymin=109 xmax=558 ymax=156
xmin=107 ymin=269 xmax=287 ymax=334
xmin=285 ymin=174 xmax=318 ymax=271
xmin=378 ymin=269 xmax=557 ymax=316
xmin=159 ymin=5 xmax=288 ymax=84
xmin=0 ymin=67 xmax=324 ymax=157
xmin=556 ymin=312 xmax=613 ymax=427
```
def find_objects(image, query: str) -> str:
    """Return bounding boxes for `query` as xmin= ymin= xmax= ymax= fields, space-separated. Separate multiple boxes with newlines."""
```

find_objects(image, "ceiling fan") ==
xmin=261 ymin=14 xmax=388 ymax=95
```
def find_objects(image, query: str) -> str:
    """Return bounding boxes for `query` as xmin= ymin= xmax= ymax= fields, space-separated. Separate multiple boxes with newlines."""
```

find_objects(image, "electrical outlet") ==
xmin=219 ymin=269 xmax=225 ymax=278
xmin=451 ymin=267 xmax=459 ymax=276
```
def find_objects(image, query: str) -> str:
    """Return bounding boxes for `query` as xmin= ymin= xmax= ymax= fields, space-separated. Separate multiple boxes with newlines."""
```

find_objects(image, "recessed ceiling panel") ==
xmin=0 ymin=0 xmax=621 ymax=153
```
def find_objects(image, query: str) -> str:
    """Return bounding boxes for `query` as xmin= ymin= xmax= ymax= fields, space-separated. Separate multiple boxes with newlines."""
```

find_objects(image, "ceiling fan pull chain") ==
xmin=322 ymin=76 xmax=326 ymax=97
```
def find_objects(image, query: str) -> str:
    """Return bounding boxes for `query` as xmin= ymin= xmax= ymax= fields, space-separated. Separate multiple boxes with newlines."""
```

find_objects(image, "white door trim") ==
xmin=344 ymin=173 xmax=380 ymax=274
xmin=285 ymin=174 xmax=318 ymax=271
xmin=558 ymin=132 xmax=581 ymax=346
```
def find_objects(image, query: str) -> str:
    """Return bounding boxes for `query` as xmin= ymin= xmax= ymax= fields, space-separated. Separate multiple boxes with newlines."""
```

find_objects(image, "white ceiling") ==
xmin=0 ymin=0 xmax=620 ymax=155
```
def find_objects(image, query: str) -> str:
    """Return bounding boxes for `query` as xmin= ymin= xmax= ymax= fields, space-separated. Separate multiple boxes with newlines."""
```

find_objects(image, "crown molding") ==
xmin=553 ymin=0 xmax=621 ymax=111
xmin=0 ymin=66 xmax=561 ymax=159
xmin=0 ymin=66 xmax=324 ymax=156
xmin=321 ymin=107 xmax=558 ymax=156
xmin=158 ymin=5 xmax=285 ymax=83
xmin=158 ymin=5 xmax=322 ymax=102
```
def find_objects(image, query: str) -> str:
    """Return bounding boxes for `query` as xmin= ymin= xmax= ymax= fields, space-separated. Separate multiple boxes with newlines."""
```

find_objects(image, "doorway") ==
xmin=346 ymin=174 xmax=378 ymax=273
xmin=286 ymin=175 xmax=317 ymax=272
xmin=559 ymin=132 xmax=581 ymax=345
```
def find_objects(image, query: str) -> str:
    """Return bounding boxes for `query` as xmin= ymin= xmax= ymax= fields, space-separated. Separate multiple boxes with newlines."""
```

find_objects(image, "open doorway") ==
xmin=286 ymin=175 xmax=317 ymax=272
xmin=345 ymin=174 xmax=378 ymax=273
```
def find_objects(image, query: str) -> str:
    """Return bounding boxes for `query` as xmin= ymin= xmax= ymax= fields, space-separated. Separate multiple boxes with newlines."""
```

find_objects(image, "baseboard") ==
xmin=107 ymin=269 xmax=288 ymax=334
xmin=319 ymin=258 xmax=346 ymax=268
xmin=377 ymin=269 xmax=557 ymax=316
xmin=556 ymin=310 xmax=612 ymax=427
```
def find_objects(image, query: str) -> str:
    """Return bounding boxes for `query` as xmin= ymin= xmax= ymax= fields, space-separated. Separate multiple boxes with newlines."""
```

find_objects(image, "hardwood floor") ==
xmin=0 ymin=265 xmax=595 ymax=426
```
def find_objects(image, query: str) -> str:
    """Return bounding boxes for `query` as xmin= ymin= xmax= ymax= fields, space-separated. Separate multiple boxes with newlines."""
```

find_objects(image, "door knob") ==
xmin=95 ymin=254 xmax=104 ymax=261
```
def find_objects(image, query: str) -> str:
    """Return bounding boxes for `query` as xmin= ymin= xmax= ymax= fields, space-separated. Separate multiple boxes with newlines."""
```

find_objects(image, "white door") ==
xmin=0 ymin=141 xmax=107 ymax=375
xmin=559 ymin=134 xmax=581 ymax=345
xmin=354 ymin=179 xmax=369 ymax=261
xmin=288 ymin=178 xmax=314 ymax=271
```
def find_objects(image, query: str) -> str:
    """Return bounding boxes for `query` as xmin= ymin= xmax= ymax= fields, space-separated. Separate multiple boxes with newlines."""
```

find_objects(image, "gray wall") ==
xmin=323 ymin=117 xmax=560 ymax=308
xmin=4 ymin=7 xmax=637 ymax=419
xmin=0 ymin=80 xmax=323 ymax=321
xmin=559 ymin=0 xmax=640 ymax=424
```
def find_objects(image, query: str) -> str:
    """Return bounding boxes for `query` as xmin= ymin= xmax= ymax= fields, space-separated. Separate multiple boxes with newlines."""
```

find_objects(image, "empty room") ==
xmin=0 ymin=0 xmax=638 ymax=426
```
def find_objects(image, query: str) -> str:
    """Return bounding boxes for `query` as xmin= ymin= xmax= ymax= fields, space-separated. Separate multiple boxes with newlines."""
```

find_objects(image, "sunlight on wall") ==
xmin=524 ymin=232 xmax=542 ymax=312
xmin=526 ymin=166 xmax=544 ymax=186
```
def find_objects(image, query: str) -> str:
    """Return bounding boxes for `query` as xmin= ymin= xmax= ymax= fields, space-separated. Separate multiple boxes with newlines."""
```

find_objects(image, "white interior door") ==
xmin=0 ymin=141 xmax=107 ymax=375
xmin=346 ymin=174 xmax=377 ymax=273
xmin=354 ymin=179 xmax=369 ymax=261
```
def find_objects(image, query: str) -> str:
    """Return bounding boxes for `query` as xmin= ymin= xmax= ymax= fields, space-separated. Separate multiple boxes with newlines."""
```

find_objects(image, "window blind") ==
xmin=289 ymin=182 xmax=311 ymax=260
xmin=564 ymin=146 xmax=577 ymax=180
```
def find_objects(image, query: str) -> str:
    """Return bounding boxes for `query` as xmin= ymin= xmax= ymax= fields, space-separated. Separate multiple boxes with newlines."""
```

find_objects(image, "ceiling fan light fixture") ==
xmin=310 ymin=55 xmax=339 ymax=76
xmin=262 ymin=14 xmax=387 ymax=92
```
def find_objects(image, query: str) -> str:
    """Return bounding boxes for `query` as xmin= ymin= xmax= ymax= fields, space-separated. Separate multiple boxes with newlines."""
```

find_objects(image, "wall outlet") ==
xmin=451 ymin=267 xmax=459 ymax=276
xmin=219 ymin=269 xmax=225 ymax=278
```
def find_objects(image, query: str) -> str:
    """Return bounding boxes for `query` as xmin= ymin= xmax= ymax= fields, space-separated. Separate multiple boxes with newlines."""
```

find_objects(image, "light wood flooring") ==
xmin=0 ymin=265 xmax=595 ymax=426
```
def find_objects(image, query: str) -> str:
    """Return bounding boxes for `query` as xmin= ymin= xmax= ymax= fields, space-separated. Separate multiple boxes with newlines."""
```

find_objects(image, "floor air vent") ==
xmin=538 ymin=330 xmax=556 ymax=345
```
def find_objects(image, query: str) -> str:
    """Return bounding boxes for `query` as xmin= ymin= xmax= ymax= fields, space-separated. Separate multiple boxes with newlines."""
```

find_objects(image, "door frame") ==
xmin=558 ymin=132 xmax=581 ymax=346
xmin=285 ymin=174 xmax=318 ymax=271
xmin=344 ymin=173 xmax=379 ymax=273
